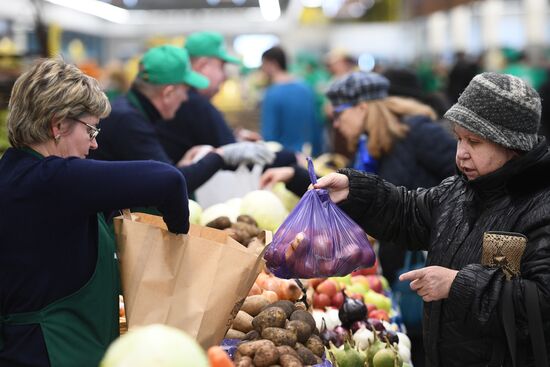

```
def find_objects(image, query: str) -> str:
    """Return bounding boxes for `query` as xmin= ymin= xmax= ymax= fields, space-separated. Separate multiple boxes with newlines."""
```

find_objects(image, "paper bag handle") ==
xmin=121 ymin=209 xmax=133 ymax=221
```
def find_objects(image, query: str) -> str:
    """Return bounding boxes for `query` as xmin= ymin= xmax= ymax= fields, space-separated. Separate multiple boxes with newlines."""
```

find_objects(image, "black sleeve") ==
xmin=337 ymin=168 xmax=447 ymax=251
xmin=178 ymin=152 xmax=225 ymax=192
xmin=285 ymin=165 xmax=312 ymax=197
xmin=46 ymin=158 xmax=189 ymax=233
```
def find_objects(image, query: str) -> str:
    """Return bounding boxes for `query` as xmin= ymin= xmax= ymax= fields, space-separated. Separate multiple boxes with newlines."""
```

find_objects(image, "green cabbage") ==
xmin=188 ymin=200 xmax=202 ymax=225
xmin=100 ymin=324 xmax=208 ymax=367
xmin=240 ymin=190 xmax=288 ymax=232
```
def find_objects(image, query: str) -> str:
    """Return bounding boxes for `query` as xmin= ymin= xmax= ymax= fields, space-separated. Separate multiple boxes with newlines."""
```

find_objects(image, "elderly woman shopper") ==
xmin=0 ymin=58 xmax=189 ymax=366
xmin=315 ymin=72 xmax=550 ymax=366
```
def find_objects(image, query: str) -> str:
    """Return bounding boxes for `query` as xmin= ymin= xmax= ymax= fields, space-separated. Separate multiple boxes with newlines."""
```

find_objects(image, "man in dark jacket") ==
xmin=155 ymin=31 xmax=296 ymax=168
xmin=316 ymin=72 xmax=550 ymax=366
xmin=89 ymin=45 xmax=275 ymax=192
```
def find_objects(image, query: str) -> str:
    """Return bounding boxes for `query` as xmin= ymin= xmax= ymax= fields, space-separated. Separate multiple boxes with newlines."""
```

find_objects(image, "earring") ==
xmin=54 ymin=134 xmax=61 ymax=144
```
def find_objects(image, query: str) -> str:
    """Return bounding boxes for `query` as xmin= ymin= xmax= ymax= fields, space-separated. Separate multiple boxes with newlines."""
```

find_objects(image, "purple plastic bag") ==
xmin=264 ymin=158 xmax=375 ymax=279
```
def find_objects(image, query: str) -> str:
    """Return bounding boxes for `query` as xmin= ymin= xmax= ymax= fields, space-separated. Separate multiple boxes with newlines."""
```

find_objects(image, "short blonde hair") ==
xmin=7 ymin=58 xmax=111 ymax=148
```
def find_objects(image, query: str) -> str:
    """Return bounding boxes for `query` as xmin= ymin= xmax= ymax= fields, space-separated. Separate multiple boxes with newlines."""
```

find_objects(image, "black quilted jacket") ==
xmin=339 ymin=139 xmax=550 ymax=367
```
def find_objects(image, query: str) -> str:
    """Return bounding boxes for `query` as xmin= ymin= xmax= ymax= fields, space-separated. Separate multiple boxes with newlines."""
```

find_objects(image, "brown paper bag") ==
xmin=113 ymin=211 xmax=269 ymax=349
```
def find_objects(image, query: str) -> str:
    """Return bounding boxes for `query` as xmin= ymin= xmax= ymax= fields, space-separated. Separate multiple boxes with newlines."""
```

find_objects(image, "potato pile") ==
xmin=206 ymin=215 xmax=264 ymax=247
xmin=229 ymin=300 xmax=325 ymax=367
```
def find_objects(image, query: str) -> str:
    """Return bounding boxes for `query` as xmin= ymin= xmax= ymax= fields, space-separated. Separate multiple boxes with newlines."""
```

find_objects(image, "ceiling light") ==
xmin=322 ymin=0 xmax=344 ymax=17
xmin=123 ymin=0 xmax=138 ymax=7
xmin=347 ymin=2 xmax=367 ymax=18
xmin=45 ymin=0 xmax=130 ymax=23
xmin=301 ymin=0 xmax=323 ymax=7
xmin=259 ymin=0 xmax=281 ymax=21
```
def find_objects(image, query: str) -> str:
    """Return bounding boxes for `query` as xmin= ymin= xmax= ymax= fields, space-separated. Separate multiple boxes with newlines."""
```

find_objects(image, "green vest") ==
xmin=0 ymin=149 xmax=120 ymax=366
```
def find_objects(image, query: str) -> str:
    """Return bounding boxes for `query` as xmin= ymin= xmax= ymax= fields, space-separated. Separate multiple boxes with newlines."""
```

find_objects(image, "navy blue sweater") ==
xmin=156 ymin=89 xmax=299 ymax=170
xmin=89 ymin=89 xmax=225 ymax=192
xmin=156 ymin=89 xmax=236 ymax=163
xmin=0 ymin=148 xmax=189 ymax=366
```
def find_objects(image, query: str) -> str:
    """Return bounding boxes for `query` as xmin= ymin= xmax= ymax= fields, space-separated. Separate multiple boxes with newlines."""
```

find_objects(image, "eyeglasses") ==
xmin=71 ymin=117 xmax=101 ymax=141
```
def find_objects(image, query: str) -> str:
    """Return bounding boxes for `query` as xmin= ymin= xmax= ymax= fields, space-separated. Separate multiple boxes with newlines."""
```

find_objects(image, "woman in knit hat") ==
xmin=315 ymin=72 xmax=550 ymax=366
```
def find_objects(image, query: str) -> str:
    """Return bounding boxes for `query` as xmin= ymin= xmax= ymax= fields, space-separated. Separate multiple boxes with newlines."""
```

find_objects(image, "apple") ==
xmin=331 ymin=291 xmax=345 ymax=308
xmin=346 ymin=283 xmax=369 ymax=296
xmin=317 ymin=279 xmax=339 ymax=298
xmin=313 ymin=292 xmax=332 ymax=310
xmin=349 ymin=293 xmax=364 ymax=301
xmin=368 ymin=309 xmax=389 ymax=322
xmin=379 ymin=275 xmax=390 ymax=291
xmin=365 ymin=275 xmax=383 ymax=293
xmin=330 ymin=274 xmax=352 ymax=288
xmin=307 ymin=278 xmax=325 ymax=290
xmin=351 ymin=275 xmax=371 ymax=288
xmin=364 ymin=290 xmax=391 ymax=312
xmin=365 ymin=303 xmax=377 ymax=315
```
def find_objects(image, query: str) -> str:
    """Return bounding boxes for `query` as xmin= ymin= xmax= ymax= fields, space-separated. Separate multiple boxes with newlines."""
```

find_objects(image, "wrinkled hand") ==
xmin=313 ymin=173 xmax=349 ymax=203
xmin=260 ymin=167 xmax=295 ymax=189
xmin=177 ymin=145 xmax=214 ymax=167
xmin=219 ymin=141 xmax=276 ymax=167
xmin=399 ymin=266 xmax=458 ymax=302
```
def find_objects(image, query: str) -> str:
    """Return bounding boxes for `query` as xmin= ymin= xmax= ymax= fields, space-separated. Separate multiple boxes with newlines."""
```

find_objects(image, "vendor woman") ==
xmin=0 ymin=58 xmax=189 ymax=366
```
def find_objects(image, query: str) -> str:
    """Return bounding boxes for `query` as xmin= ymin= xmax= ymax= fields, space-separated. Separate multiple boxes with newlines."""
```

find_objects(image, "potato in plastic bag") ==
xmin=264 ymin=158 xmax=375 ymax=278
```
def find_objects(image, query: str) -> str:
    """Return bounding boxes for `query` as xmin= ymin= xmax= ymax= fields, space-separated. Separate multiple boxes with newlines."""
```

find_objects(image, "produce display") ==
xmin=100 ymin=324 xmax=209 ymax=367
xmin=306 ymin=273 xmax=413 ymax=367
xmin=232 ymin=300 xmax=325 ymax=366
xmin=113 ymin=190 xmax=414 ymax=367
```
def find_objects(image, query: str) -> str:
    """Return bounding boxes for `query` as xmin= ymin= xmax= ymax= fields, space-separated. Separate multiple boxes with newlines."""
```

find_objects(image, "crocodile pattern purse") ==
xmin=481 ymin=231 xmax=527 ymax=280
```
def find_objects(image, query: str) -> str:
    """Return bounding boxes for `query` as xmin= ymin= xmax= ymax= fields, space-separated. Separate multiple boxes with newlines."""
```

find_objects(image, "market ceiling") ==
xmin=103 ymin=0 xmax=291 ymax=11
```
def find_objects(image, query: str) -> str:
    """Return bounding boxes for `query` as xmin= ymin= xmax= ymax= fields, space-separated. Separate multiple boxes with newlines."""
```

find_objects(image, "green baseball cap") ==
xmin=137 ymin=45 xmax=209 ymax=89
xmin=185 ymin=32 xmax=241 ymax=65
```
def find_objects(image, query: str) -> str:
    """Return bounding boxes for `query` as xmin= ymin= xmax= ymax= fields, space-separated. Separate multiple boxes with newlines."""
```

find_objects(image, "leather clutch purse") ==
xmin=482 ymin=231 xmax=527 ymax=280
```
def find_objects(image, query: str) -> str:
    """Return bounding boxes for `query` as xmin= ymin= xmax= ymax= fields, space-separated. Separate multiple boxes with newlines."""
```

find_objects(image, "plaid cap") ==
xmin=326 ymin=71 xmax=389 ymax=109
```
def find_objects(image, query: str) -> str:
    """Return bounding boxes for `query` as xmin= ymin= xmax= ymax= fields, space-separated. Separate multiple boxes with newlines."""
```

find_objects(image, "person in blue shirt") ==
xmin=260 ymin=45 xmax=322 ymax=156
xmin=89 ymin=45 xmax=275 ymax=192
xmin=0 ymin=58 xmax=189 ymax=367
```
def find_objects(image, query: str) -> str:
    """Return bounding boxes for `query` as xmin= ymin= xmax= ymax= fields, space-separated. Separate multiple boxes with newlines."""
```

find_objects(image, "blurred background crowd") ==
xmin=1 ymin=0 xmax=550 ymax=156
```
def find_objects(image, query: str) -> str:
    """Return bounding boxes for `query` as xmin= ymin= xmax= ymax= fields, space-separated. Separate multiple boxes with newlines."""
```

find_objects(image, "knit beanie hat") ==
xmin=326 ymin=71 xmax=389 ymax=112
xmin=443 ymin=72 xmax=541 ymax=151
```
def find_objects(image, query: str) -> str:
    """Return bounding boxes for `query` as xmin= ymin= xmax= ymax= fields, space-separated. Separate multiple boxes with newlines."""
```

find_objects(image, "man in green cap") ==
xmin=156 ymin=32 xmax=296 ymax=168
xmin=90 ymin=44 xmax=275 ymax=192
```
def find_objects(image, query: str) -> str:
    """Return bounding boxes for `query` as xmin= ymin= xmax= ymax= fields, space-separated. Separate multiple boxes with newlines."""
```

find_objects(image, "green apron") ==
xmin=0 ymin=149 xmax=120 ymax=367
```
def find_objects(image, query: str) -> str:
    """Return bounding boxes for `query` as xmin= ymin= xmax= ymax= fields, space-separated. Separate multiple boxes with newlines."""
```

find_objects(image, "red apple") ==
xmin=349 ymin=293 xmax=364 ymax=301
xmin=368 ymin=309 xmax=389 ymax=322
xmin=307 ymin=278 xmax=325 ymax=290
xmin=316 ymin=279 xmax=338 ymax=298
xmin=352 ymin=259 xmax=378 ymax=276
xmin=365 ymin=303 xmax=377 ymax=315
xmin=331 ymin=291 xmax=344 ymax=308
xmin=313 ymin=292 xmax=332 ymax=310
xmin=366 ymin=275 xmax=383 ymax=293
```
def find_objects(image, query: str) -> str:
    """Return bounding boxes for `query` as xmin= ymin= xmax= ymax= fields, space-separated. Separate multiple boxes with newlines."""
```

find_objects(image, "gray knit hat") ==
xmin=326 ymin=71 xmax=389 ymax=112
xmin=444 ymin=72 xmax=541 ymax=151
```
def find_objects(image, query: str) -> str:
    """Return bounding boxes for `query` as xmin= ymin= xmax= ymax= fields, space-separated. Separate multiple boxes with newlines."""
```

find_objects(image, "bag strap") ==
xmin=501 ymin=281 xmax=517 ymax=367
xmin=501 ymin=280 xmax=548 ymax=367
xmin=524 ymin=281 xmax=548 ymax=367
xmin=121 ymin=209 xmax=133 ymax=221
